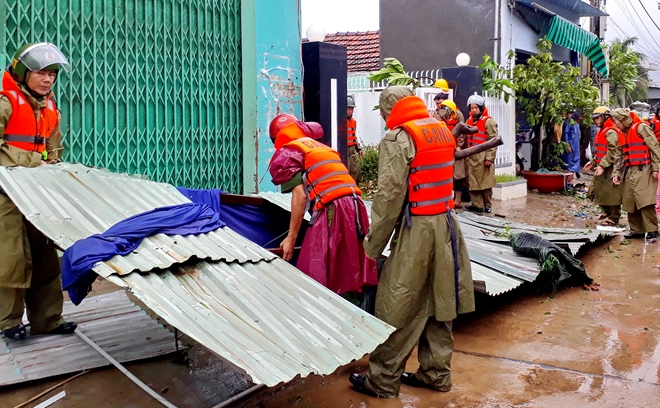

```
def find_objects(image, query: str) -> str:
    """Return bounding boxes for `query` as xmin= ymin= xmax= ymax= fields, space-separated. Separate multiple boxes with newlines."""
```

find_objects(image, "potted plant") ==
xmin=493 ymin=174 xmax=527 ymax=200
xmin=481 ymin=38 xmax=599 ymax=193
xmin=521 ymin=141 xmax=573 ymax=193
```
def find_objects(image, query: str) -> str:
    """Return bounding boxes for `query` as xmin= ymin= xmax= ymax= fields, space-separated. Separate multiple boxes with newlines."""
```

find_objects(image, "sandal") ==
xmin=454 ymin=204 xmax=463 ymax=209
xmin=600 ymin=218 xmax=618 ymax=226
xmin=597 ymin=214 xmax=609 ymax=220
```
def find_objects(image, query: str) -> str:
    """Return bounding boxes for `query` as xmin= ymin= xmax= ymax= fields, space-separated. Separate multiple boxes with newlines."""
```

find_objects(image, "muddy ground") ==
xmin=2 ymin=185 xmax=660 ymax=408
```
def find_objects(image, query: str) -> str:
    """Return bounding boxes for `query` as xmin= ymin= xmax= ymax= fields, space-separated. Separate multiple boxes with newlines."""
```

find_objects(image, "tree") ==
xmin=482 ymin=38 xmax=600 ymax=169
xmin=608 ymin=37 xmax=650 ymax=107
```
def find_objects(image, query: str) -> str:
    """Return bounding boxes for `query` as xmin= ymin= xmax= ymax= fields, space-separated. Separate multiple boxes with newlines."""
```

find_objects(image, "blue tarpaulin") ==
xmin=62 ymin=203 xmax=225 ymax=305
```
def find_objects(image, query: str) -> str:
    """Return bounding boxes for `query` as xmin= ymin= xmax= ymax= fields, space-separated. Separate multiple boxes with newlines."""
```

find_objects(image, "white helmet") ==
xmin=467 ymin=94 xmax=485 ymax=108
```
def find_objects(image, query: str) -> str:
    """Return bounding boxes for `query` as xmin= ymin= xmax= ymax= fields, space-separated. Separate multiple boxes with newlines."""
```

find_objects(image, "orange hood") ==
xmin=385 ymin=96 xmax=431 ymax=129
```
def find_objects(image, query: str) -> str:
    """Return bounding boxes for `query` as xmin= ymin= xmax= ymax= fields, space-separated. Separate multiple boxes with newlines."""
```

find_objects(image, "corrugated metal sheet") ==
xmin=0 ymin=291 xmax=176 ymax=386
xmin=0 ymin=163 xmax=276 ymax=279
xmin=259 ymin=194 xmax=606 ymax=297
xmin=106 ymin=258 xmax=393 ymax=387
xmin=0 ymin=164 xmax=395 ymax=387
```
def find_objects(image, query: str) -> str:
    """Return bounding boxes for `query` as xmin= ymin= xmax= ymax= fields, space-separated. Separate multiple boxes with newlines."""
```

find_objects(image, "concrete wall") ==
xmin=350 ymin=91 xmax=386 ymax=146
xmin=380 ymin=0 xmax=498 ymax=70
xmin=242 ymin=0 xmax=304 ymax=193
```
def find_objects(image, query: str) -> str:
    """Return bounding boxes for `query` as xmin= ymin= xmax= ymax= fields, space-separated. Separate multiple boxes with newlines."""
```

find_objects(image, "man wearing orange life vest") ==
xmin=611 ymin=108 xmax=660 ymax=239
xmin=435 ymin=99 xmax=477 ymax=208
xmin=583 ymin=107 xmax=623 ymax=226
xmin=347 ymin=95 xmax=361 ymax=183
xmin=465 ymin=94 xmax=499 ymax=214
xmin=348 ymin=86 xmax=474 ymax=398
xmin=0 ymin=43 xmax=77 ymax=340
xmin=267 ymin=114 xmax=377 ymax=296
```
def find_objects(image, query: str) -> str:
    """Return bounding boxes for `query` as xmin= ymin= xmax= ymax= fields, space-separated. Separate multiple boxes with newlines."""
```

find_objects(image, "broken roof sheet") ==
xmin=259 ymin=193 xmax=607 ymax=297
xmin=0 ymin=163 xmax=394 ymax=387
xmin=0 ymin=291 xmax=176 ymax=386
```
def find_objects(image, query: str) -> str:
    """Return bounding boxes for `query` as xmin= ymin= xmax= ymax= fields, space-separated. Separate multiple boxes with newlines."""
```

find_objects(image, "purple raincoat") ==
xmin=270 ymin=147 xmax=378 ymax=294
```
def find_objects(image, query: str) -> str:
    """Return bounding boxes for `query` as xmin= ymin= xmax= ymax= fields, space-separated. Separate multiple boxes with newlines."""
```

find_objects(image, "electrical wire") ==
xmin=612 ymin=0 xmax=660 ymax=61
xmin=637 ymin=0 xmax=660 ymax=33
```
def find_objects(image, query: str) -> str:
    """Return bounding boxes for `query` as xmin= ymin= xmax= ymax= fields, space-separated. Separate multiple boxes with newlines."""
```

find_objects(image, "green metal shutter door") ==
xmin=2 ymin=0 xmax=243 ymax=192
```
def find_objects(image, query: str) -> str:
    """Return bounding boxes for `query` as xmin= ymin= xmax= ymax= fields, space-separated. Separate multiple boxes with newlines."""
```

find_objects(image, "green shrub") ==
xmin=495 ymin=174 xmax=523 ymax=183
xmin=359 ymin=144 xmax=379 ymax=199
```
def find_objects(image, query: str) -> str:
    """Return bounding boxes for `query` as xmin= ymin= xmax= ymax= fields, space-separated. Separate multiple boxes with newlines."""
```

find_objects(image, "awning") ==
xmin=515 ymin=1 xmax=609 ymax=77
xmin=541 ymin=0 xmax=607 ymax=17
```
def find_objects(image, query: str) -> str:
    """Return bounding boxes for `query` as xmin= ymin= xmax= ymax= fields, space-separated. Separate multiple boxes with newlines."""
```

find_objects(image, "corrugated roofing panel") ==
xmin=107 ymin=258 xmax=394 ymax=386
xmin=0 ymin=165 xmax=395 ymax=387
xmin=0 ymin=291 xmax=177 ymax=386
xmin=0 ymin=163 xmax=276 ymax=279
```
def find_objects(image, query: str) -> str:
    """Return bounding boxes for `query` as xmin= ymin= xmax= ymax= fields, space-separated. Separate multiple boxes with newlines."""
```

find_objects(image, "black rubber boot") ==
xmin=3 ymin=323 xmax=27 ymax=340
xmin=45 ymin=322 xmax=77 ymax=335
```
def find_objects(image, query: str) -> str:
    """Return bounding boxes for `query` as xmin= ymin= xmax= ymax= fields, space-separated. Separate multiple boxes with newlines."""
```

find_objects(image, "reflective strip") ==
xmin=308 ymin=170 xmax=351 ymax=190
xmin=47 ymin=100 xmax=55 ymax=110
xmin=410 ymin=161 xmax=453 ymax=174
xmin=623 ymin=142 xmax=647 ymax=148
xmin=307 ymin=159 xmax=342 ymax=173
xmin=413 ymin=179 xmax=452 ymax=191
xmin=595 ymin=143 xmax=608 ymax=148
xmin=4 ymin=134 xmax=46 ymax=144
xmin=410 ymin=194 xmax=453 ymax=208
xmin=316 ymin=182 xmax=356 ymax=198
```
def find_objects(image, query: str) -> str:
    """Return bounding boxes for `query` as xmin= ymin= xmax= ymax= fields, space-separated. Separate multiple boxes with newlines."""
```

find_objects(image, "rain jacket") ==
xmin=561 ymin=117 xmax=581 ymax=173
xmin=587 ymin=120 xmax=622 ymax=206
xmin=0 ymin=72 xmax=63 ymax=288
xmin=365 ymin=86 xmax=474 ymax=328
xmin=269 ymin=136 xmax=377 ymax=295
xmin=466 ymin=110 xmax=497 ymax=190
xmin=612 ymin=113 xmax=660 ymax=212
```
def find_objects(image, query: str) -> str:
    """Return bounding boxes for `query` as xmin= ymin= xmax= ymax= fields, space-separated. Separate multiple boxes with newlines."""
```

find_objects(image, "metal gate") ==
xmin=1 ymin=0 xmax=243 ymax=191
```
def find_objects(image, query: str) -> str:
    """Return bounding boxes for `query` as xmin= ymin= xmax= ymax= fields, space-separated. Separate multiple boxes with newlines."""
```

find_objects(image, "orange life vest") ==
xmin=594 ymin=119 xmax=621 ymax=164
xmin=652 ymin=117 xmax=660 ymax=142
xmin=388 ymin=96 xmax=455 ymax=216
xmin=621 ymin=121 xmax=651 ymax=167
xmin=466 ymin=114 xmax=492 ymax=148
xmin=347 ymin=117 xmax=357 ymax=147
xmin=445 ymin=115 xmax=457 ymax=131
xmin=283 ymin=137 xmax=361 ymax=216
xmin=0 ymin=71 xmax=58 ymax=154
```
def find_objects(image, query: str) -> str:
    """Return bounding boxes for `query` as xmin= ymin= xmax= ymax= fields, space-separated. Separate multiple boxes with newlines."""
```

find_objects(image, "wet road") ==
xmin=247 ymin=193 xmax=660 ymax=408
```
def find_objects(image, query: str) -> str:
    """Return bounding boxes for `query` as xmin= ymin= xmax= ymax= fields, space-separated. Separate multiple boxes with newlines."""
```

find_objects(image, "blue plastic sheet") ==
xmin=62 ymin=203 xmax=225 ymax=305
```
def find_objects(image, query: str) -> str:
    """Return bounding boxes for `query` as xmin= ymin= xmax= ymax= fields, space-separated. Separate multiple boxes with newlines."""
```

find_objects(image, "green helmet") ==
xmin=11 ymin=42 xmax=71 ymax=82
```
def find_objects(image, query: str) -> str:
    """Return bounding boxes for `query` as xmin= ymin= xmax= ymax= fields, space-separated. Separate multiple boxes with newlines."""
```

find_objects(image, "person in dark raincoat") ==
xmin=348 ymin=86 xmax=475 ymax=398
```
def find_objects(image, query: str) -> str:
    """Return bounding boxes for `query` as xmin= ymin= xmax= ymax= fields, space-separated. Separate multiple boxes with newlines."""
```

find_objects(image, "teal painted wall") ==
xmin=242 ymin=0 xmax=303 ymax=193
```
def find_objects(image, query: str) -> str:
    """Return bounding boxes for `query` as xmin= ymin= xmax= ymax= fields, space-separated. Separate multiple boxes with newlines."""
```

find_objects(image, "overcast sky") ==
xmin=301 ymin=0 xmax=379 ymax=34
xmin=301 ymin=0 xmax=660 ymax=85
xmin=604 ymin=0 xmax=660 ymax=85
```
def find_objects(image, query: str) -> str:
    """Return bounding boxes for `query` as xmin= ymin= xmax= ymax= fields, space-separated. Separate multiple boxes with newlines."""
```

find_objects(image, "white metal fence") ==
xmin=484 ymin=92 xmax=515 ymax=169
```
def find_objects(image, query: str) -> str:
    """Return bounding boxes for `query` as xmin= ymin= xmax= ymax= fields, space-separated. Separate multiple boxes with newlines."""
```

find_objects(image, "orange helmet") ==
xmin=269 ymin=114 xmax=298 ymax=140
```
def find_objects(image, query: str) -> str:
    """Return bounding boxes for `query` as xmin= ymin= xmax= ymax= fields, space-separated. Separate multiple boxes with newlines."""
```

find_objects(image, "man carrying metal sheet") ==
xmin=267 ymin=114 xmax=378 ymax=298
xmin=465 ymin=94 xmax=499 ymax=214
xmin=0 ymin=43 xmax=77 ymax=340
xmin=348 ymin=86 xmax=476 ymax=398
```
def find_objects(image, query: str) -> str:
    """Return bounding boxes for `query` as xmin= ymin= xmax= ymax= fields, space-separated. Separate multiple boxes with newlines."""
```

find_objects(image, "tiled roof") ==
xmin=305 ymin=31 xmax=380 ymax=73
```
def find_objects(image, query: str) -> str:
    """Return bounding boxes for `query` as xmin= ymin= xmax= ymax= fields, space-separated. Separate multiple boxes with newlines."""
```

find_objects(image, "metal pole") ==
xmin=75 ymin=330 xmax=178 ymax=408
